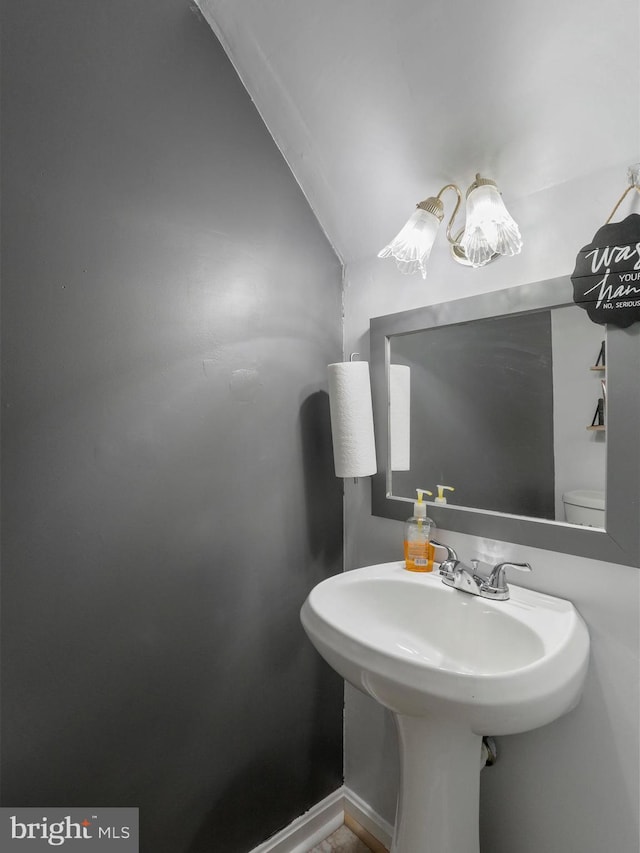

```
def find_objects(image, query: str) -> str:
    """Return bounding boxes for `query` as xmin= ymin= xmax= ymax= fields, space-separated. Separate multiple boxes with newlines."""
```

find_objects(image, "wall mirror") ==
xmin=370 ymin=276 xmax=640 ymax=566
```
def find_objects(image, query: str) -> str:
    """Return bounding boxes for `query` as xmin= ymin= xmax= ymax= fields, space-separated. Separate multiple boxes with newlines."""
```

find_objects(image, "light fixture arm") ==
xmin=435 ymin=183 xmax=464 ymax=247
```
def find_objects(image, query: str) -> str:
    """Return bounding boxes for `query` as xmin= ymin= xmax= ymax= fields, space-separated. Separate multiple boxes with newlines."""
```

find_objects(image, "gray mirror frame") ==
xmin=370 ymin=275 xmax=640 ymax=567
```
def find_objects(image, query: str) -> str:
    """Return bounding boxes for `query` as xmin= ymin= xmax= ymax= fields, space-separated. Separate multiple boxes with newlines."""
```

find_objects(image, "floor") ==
xmin=307 ymin=824 xmax=373 ymax=852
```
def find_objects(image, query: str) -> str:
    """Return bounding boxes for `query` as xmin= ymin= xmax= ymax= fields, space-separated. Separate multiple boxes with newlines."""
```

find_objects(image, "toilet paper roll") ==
xmin=327 ymin=361 xmax=377 ymax=478
xmin=390 ymin=364 xmax=410 ymax=471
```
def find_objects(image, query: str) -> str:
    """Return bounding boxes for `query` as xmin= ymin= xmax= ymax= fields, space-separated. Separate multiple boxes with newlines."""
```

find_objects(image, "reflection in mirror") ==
xmin=370 ymin=276 xmax=640 ymax=567
xmin=389 ymin=306 xmax=606 ymax=528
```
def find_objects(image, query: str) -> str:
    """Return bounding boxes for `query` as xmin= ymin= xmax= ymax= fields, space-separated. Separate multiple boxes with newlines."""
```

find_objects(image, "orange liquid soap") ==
xmin=404 ymin=539 xmax=435 ymax=572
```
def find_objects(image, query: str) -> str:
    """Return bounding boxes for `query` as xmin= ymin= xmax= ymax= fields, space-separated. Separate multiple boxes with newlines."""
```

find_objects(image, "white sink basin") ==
xmin=301 ymin=561 xmax=590 ymax=853
xmin=301 ymin=561 xmax=589 ymax=735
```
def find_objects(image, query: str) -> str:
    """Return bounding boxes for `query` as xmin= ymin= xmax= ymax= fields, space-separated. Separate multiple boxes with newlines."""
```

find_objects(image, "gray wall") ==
xmin=1 ymin=3 xmax=344 ymax=852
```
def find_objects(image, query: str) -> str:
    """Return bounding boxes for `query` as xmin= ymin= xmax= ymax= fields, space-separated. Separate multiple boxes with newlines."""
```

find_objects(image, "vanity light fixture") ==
xmin=378 ymin=174 xmax=523 ymax=278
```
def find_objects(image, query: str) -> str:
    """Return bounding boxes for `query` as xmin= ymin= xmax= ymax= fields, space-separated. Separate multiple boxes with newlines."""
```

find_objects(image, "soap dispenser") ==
xmin=404 ymin=489 xmax=435 ymax=572
xmin=435 ymin=484 xmax=455 ymax=505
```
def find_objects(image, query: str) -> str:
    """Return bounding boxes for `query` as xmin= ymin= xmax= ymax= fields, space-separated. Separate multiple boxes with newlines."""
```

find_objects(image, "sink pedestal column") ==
xmin=392 ymin=713 xmax=482 ymax=853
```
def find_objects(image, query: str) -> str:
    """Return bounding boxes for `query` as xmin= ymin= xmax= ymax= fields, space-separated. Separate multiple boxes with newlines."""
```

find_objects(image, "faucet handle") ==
xmin=431 ymin=539 xmax=458 ymax=577
xmin=487 ymin=561 xmax=532 ymax=595
xmin=430 ymin=539 xmax=457 ymax=562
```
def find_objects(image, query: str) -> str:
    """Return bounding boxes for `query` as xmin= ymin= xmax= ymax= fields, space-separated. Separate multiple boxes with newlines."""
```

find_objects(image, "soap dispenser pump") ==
xmin=404 ymin=489 xmax=435 ymax=572
xmin=435 ymin=484 xmax=455 ymax=505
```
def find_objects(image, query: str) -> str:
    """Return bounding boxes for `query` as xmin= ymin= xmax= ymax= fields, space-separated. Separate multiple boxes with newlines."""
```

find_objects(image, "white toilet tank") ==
xmin=562 ymin=489 xmax=605 ymax=527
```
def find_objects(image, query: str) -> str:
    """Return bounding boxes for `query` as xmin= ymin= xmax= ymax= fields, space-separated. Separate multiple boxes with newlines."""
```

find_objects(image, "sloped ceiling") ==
xmin=197 ymin=0 xmax=639 ymax=266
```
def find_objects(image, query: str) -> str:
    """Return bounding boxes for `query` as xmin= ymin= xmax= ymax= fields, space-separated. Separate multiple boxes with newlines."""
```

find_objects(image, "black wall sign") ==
xmin=571 ymin=213 xmax=640 ymax=327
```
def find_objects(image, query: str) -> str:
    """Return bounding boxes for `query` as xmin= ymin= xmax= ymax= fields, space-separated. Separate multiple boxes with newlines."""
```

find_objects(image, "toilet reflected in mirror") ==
xmin=562 ymin=489 xmax=606 ymax=527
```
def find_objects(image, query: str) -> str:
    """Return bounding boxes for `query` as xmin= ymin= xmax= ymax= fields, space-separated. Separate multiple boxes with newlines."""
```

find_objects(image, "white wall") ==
xmin=551 ymin=306 xmax=607 ymax=519
xmin=197 ymin=0 xmax=639 ymax=271
xmin=342 ymin=163 xmax=640 ymax=853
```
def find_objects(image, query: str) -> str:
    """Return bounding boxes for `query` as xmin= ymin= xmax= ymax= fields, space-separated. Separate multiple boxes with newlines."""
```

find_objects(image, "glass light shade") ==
xmin=378 ymin=208 xmax=441 ymax=279
xmin=460 ymin=184 xmax=523 ymax=268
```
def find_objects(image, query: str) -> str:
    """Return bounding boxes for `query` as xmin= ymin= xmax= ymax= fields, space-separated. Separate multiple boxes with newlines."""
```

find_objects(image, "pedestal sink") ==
xmin=300 ymin=561 xmax=590 ymax=853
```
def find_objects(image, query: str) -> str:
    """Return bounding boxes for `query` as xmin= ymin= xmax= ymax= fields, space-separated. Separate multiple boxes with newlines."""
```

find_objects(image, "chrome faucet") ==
xmin=432 ymin=541 xmax=532 ymax=601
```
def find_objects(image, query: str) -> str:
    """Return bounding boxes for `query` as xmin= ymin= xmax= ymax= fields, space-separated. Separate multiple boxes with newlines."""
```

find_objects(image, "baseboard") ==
xmin=343 ymin=787 xmax=393 ymax=852
xmin=247 ymin=788 xmax=344 ymax=853
xmin=246 ymin=785 xmax=393 ymax=853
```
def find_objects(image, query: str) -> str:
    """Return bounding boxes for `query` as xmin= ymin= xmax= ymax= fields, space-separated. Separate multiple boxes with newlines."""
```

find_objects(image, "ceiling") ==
xmin=196 ymin=0 xmax=639 ymax=267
